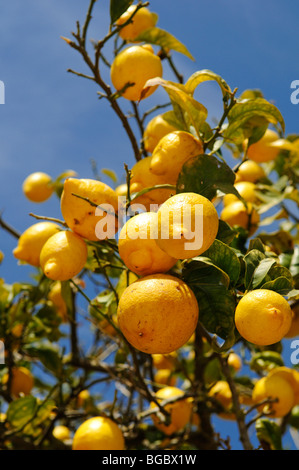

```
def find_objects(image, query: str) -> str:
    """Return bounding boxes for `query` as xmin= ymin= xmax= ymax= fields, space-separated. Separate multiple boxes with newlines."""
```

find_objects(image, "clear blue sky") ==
xmin=0 ymin=0 xmax=299 ymax=450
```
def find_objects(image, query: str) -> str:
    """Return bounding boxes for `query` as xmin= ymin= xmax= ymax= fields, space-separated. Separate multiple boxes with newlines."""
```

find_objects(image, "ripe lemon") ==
xmin=227 ymin=352 xmax=242 ymax=373
xmin=156 ymin=192 xmax=219 ymax=260
xmin=13 ymin=222 xmax=61 ymax=267
xmin=284 ymin=304 xmax=299 ymax=338
xmin=143 ymin=114 xmax=178 ymax=154
xmin=246 ymin=129 xmax=280 ymax=163
xmin=60 ymin=178 xmax=119 ymax=241
xmin=22 ymin=171 xmax=54 ymax=203
xmin=117 ymin=273 xmax=199 ymax=354
xmin=130 ymin=156 xmax=175 ymax=210
xmin=48 ymin=282 xmax=68 ymax=322
xmin=154 ymin=369 xmax=177 ymax=387
xmin=152 ymin=352 xmax=177 ymax=371
xmin=235 ymin=160 xmax=265 ymax=183
xmin=72 ymin=416 xmax=125 ymax=450
xmin=110 ymin=44 xmax=163 ymax=101
xmin=77 ymin=390 xmax=90 ymax=408
xmin=53 ymin=425 xmax=71 ymax=442
xmin=115 ymin=183 xmax=128 ymax=197
xmin=2 ymin=367 xmax=34 ymax=397
xmin=252 ymin=374 xmax=295 ymax=418
xmin=40 ymin=230 xmax=88 ymax=281
xmin=150 ymin=386 xmax=192 ymax=435
xmin=150 ymin=131 xmax=204 ymax=184
xmin=116 ymin=5 xmax=156 ymax=42
xmin=223 ymin=182 xmax=260 ymax=207
xmin=234 ymin=289 xmax=292 ymax=346
xmin=208 ymin=380 xmax=235 ymax=420
xmin=118 ymin=212 xmax=177 ymax=276
xmin=220 ymin=200 xmax=260 ymax=235
xmin=268 ymin=366 xmax=299 ymax=405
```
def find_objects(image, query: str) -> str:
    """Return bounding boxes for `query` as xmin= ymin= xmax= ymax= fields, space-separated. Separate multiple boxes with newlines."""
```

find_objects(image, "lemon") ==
xmin=246 ymin=129 xmax=280 ymax=163
xmin=40 ymin=230 xmax=88 ymax=281
xmin=220 ymin=200 xmax=260 ymax=235
xmin=150 ymin=131 xmax=204 ymax=184
xmin=150 ymin=386 xmax=192 ymax=435
xmin=115 ymin=183 xmax=128 ymax=197
xmin=156 ymin=192 xmax=219 ymax=260
xmin=2 ymin=367 xmax=34 ymax=397
xmin=234 ymin=289 xmax=292 ymax=346
xmin=117 ymin=273 xmax=199 ymax=354
xmin=48 ymin=282 xmax=68 ymax=322
xmin=72 ymin=416 xmax=125 ymax=450
xmin=268 ymin=366 xmax=299 ymax=405
xmin=223 ymin=181 xmax=260 ymax=207
xmin=227 ymin=352 xmax=242 ymax=373
xmin=235 ymin=160 xmax=266 ymax=183
xmin=154 ymin=369 xmax=177 ymax=387
xmin=130 ymin=156 xmax=175 ymax=210
xmin=284 ymin=304 xmax=299 ymax=338
xmin=77 ymin=390 xmax=90 ymax=408
xmin=22 ymin=171 xmax=54 ymax=203
xmin=252 ymin=374 xmax=295 ymax=418
xmin=143 ymin=114 xmax=178 ymax=154
xmin=53 ymin=425 xmax=71 ymax=442
xmin=118 ymin=212 xmax=177 ymax=276
xmin=152 ymin=352 xmax=177 ymax=371
xmin=110 ymin=44 xmax=163 ymax=101
xmin=116 ymin=5 xmax=156 ymax=42
xmin=13 ymin=222 xmax=61 ymax=267
xmin=60 ymin=178 xmax=119 ymax=242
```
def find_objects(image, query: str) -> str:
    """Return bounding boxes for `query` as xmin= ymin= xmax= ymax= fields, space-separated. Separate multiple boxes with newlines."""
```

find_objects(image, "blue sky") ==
xmin=0 ymin=0 xmax=299 ymax=450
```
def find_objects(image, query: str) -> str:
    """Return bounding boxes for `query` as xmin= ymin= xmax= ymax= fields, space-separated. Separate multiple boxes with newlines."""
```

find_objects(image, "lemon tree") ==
xmin=1 ymin=0 xmax=299 ymax=453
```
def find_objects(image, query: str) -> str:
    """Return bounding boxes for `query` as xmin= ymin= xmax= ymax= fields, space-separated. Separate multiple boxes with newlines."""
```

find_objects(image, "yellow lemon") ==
xmin=252 ymin=374 xmax=295 ymax=418
xmin=72 ymin=416 xmax=125 ymax=450
xmin=150 ymin=386 xmax=192 ymax=435
xmin=13 ymin=222 xmax=61 ymax=267
xmin=53 ymin=425 xmax=71 ymax=442
xmin=152 ymin=352 xmax=177 ymax=371
xmin=227 ymin=352 xmax=242 ymax=373
xmin=156 ymin=192 xmax=219 ymax=260
xmin=284 ymin=304 xmax=299 ymax=339
xmin=154 ymin=369 xmax=177 ymax=387
xmin=234 ymin=289 xmax=292 ymax=346
xmin=268 ymin=366 xmax=299 ymax=405
xmin=220 ymin=200 xmax=260 ymax=235
xmin=246 ymin=129 xmax=280 ymax=163
xmin=77 ymin=390 xmax=90 ymax=409
xmin=2 ymin=367 xmax=34 ymax=397
xmin=130 ymin=156 xmax=175 ymax=211
xmin=115 ymin=183 xmax=128 ymax=197
xmin=150 ymin=131 xmax=204 ymax=184
xmin=22 ymin=172 xmax=54 ymax=203
xmin=48 ymin=282 xmax=68 ymax=322
xmin=116 ymin=5 xmax=156 ymax=42
xmin=118 ymin=212 xmax=177 ymax=276
xmin=60 ymin=178 xmax=119 ymax=242
xmin=117 ymin=273 xmax=199 ymax=354
xmin=40 ymin=230 xmax=88 ymax=281
xmin=110 ymin=44 xmax=162 ymax=101
xmin=143 ymin=114 xmax=178 ymax=154
xmin=223 ymin=181 xmax=260 ymax=207
xmin=235 ymin=160 xmax=266 ymax=183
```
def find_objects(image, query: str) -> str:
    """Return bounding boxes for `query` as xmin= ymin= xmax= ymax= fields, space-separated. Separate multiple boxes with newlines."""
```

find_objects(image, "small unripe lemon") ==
xmin=116 ymin=5 xmax=156 ymax=42
xmin=72 ymin=417 xmax=125 ymax=451
xmin=40 ymin=230 xmax=88 ymax=281
xmin=22 ymin=172 xmax=54 ymax=203
xmin=13 ymin=222 xmax=61 ymax=267
xmin=110 ymin=44 xmax=163 ymax=101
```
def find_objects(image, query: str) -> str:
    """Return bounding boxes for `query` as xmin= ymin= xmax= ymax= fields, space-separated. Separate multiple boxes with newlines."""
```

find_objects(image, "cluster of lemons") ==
xmin=7 ymin=3 xmax=299 ymax=451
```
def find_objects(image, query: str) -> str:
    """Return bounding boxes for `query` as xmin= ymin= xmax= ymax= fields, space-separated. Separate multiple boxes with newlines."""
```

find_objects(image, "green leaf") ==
xmin=202 ymin=239 xmax=241 ymax=285
xmin=110 ymin=0 xmax=133 ymax=24
xmin=256 ymin=418 xmax=283 ymax=451
xmin=135 ymin=27 xmax=194 ymax=60
xmin=223 ymin=98 xmax=285 ymax=144
xmin=24 ymin=341 xmax=62 ymax=375
xmin=216 ymin=219 xmax=237 ymax=245
xmin=101 ymin=168 xmax=118 ymax=183
xmin=7 ymin=396 xmax=38 ymax=428
xmin=260 ymin=276 xmax=294 ymax=295
xmin=243 ymin=249 xmax=266 ymax=290
xmin=176 ymin=154 xmax=239 ymax=201
xmin=183 ymin=259 xmax=236 ymax=340
xmin=185 ymin=69 xmax=231 ymax=100
xmin=143 ymin=78 xmax=207 ymax=137
xmin=251 ymin=258 xmax=277 ymax=289
xmin=250 ymin=351 xmax=284 ymax=373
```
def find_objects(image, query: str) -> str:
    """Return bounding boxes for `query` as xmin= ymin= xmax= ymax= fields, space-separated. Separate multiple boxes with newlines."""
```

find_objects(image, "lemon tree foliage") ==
xmin=1 ymin=0 xmax=299 ymax=452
